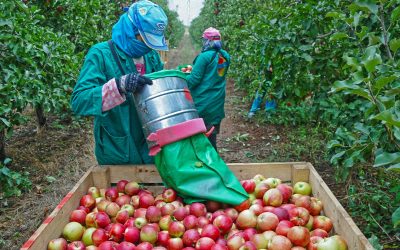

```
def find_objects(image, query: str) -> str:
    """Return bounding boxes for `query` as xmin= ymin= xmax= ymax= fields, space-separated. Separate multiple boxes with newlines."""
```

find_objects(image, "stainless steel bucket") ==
xmin=133 ymin=76 xmax=199 ymax=145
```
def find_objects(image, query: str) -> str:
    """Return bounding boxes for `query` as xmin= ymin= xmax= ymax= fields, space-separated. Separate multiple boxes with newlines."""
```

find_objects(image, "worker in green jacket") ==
xmin=186 ymin=27 xmax=230 ymax=151
xmin=71 ymin=1 xmax=168 ymax=165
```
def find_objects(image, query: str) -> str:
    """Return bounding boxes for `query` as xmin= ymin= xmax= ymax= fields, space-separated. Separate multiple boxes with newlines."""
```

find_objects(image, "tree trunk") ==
xmin=35 ymin=105 xmax=47 ymax=134
xmin=0 ymin=129 xmax=5 ymax=162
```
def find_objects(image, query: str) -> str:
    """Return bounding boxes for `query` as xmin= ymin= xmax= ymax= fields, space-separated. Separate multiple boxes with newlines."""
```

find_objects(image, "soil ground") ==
xmin=0 ymin=30 xmax=359 ymax=249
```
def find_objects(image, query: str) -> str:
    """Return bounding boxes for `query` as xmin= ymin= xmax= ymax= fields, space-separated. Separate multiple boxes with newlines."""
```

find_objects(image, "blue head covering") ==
xmin=202 ymin=38 xmax=222 ymax=52
xmin=112 ymin=13 xmax=151 ymax=58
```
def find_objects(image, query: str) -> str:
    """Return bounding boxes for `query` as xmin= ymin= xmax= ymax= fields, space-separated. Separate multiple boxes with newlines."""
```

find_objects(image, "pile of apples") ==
xmin=180 ymin=65 xmax=192 ymax=73
xmin=47 ymin=175 xmax=348 ymax=250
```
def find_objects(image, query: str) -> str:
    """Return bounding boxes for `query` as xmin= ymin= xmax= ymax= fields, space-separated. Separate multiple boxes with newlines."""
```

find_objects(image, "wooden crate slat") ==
xmin=100 ymin=165 xmax=162 ymax=183
xmin=307 ymin=163 xmax=374 ymax=250
xmin=227 ymin=162 xmax=300 ymax=182
xmin=22 ymin=167 xmax=95 ymax=250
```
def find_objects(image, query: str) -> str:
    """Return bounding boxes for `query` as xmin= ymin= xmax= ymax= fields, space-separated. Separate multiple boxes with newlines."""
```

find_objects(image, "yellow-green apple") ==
xmin=252 ymin=174 xmax=265 ymax=184
xmin=263 ymin=188 xmax=283 ymax=207
xmin=97 ymin=200 xmax=111 ymax=212
xmin=263 ymin=178 xmax=281 ymax=188
xmin=140 ymin=224 xmax=158 ymax=244
xmin=125 ymin=181 xmax=140 ymax=196
xmin=82 ymin=227 xmax=96 ymax=246
xmin=254 ymin=182 xmax=270 ymax=199
xmin=105 ymin=202 xmax=120 ymax=218
xmin=293 ymin=182 xmax=312 ymax=196
xmin=288 ymin=207 xmax=310 ymax=226
xmin=313 ymin=216 xmax=333 ymax=233
xmin=287 ymin=226 xmax=310 ymax=247
xmin=88 ymin=186 xmax=101 ymax=199
xmin=120 ymin=204 xmax=134 ymax=217
xmin=227 ymin=234 xmax=245 ymax=250
xmin=317 ymin=235 xmax=347 ymax=250
xmin=236 ymin=210 xmax=257 ymax=229
xmin=159 ymin=215 xmax=173 ymax=231
xmin=256 ymin=212 xmax=279 ymax=231
xmin=250 ymin=233 xmax=268 ymax=249
xmin=62 ymin=222 xmax=85 ymax=242
xmin=47 ymin=238 xmax=67 ymax=250
xmin=134 ymin=217 xmax=147 ymax=229
xmin=268 ymin=235 xmax=292 ymax=250
xmin=330 ymin=235 xmax=348 ymax=250
xmin=305 ymin=215 xmax=314 ymax=231
xmin=262 ymin=230 xmax=277 ymax=242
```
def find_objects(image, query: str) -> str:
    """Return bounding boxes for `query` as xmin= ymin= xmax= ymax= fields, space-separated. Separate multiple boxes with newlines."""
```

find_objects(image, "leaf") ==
xmin=374 ymin=75 xmax=396 ymax=91
xmin=42 ymin=45 xmax=50 ymax=55
xmin=391 ymin=6 xmax=400 ymax=22
xmin=331 ymin=78 xmax=363 ymax=93
xmin=327 ymin=140 xmax=342 ymax=149
xmin=362 ymin=46 xmax=382 ymax=73
xmin=393 ymin=207 xmax=400 ymax=228
xmin=368 ymin=235 xmax=383 ymax=250
xmin=326 ymin=12 xmax=340 ymax=18
xmin=388 ymin=163 xmax=400 ymax=171
xmin=330 ymin=32 xmax=349 ymax=41
xmin=0 ymin=118 xmax=11 ymax=127
xmin=372 ymin=110 xmax=400 ymax=127
xmin=301 ymin=53 xmax=313 ymax=62
xmin=354 ymin=0 xmax=378 ymax=14
xmin=374 ymin=151 xmax=400 ymax=167
xmin=389 ymin=38 xmax=400 ymax=54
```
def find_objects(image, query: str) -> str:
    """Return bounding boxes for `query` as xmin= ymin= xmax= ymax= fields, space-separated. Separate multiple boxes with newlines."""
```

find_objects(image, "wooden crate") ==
xmin=21 ymin=162 xmax=373 ymax=250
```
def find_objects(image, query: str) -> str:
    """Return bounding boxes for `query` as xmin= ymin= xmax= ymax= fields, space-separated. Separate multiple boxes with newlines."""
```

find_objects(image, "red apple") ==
xmin=249 ymin=204 xmax=263 ymax=216
xmin=306 ymin=236 xmax=323 ymax=250
xmin=92 ymin=228 xmax=108 ymax=246
xmin=233 ymin=199 xmax=251 ymax=212
xmin=48 ymin=238 xmax=68 ymax=250
xmin=105 ymin=202 xmax=120 ymax=217
xmin=288 ymin=207 xmax=310 ymax=226
xmin=80 ymin=194 xmax=96 ymax=210
xmin=263 ymin=188 xmax=283 ymax=207
xmin=268 ymin=235 xmax=292 ymax=250
xmin=293 ymin=182 xmax=312 ymax=196
xmin=241 ymin=180 xmax=256 ymax=193
xmin=124 ymin=218 xmax=135 ymax=228
xmin=130 ymin=195 xmax=140 ymax=208
xmin=145 ymin=205 xmax=161 ymax=223
xmin=117 ymin=241 xmax=135 ymax=250
xmin=242 ymin=228 xmax=257 ymax=241
xmin=157 ymin=230 xmax=170 ymax=246
xmin=115 ymin=210 xmax=129 ymax=224
xmin=116 ymin=180 xmax=129 ymax=193
xmin=124 ymin=226 xmax=140 ymax=244
xmin=77 ymin=205 xmax=90 ymax=214
xmin=272 ymin=207 xmax=290 ymax=221
xmin=294 ymin=196 xmax=312 ymax=211
xmin=287 ymin=226 xmax=310 ymax=247
xmin=62 ymin=222 xmax=85 ymax=242
xmin=310 ymin=228 xmax=328 ymax=238
xmin=236 ymin=210 xmax=257 ymax=229
xmin=224 ymin=208 xmax=239 ymax=221
xmin=139 ymin=194 xmax=155 ymax=208
xmin=213 ymin=214 xmax=233 ymax=234
xmin=197 ymin=216 xmax=210 ymax=228
xmin=109 ymin=223 xmax=125 ymax=242
xmin=161 ymin=203 xmax=176 ymax=215
xmin=125 ymin=182 xmax=140 ymax=196
xmin=174 ymin=206 xmax=189 ymax=221
xmin=183 ymin=214 xmax=198 ymax=229
xmin=254 ymin=182 xmax=270 ymax=199
xmin=196 ymin=237 xmax=216 ymax=250
xmin=86 ymin=246 xmax=99 ymax=250
xmin=275 ymin=220 xmax=294 ymax=236
xmin=281 ymin=204 xmax=296 ymax=213
xmin=201 ymin=224 xmax=220 ymax=241
xmin=276 ymin=184 xmax=293 ymax=203
xmin=116 ymin=195 xmax=131 ymax=207
xmin=135 ymin=242 xmax=153 ymax=250
xmin=105 ymin=187 xmax=119 ymax=202
xmin=183 ymin=229 xmax=201 ymax=247
xmin=70 ymin=209 xmax=87 ymax=225
xmin=134 ymin=207 xmax=147 ymax=218
xmin=256 ymin=212 xmax=279 ymax=232
xmin=309 ymin=197 xmax=323 ymax=216
xmin=169 ymin=221 xmax=185 ymax=238
xmin=97 ymin=200 xmax=112 ymax=212
xmin=162 ymin=188 xmax=177 ymax=202
xmin=67 ymin=241 xmax=85 ymax=250
xmin=312 ymin=216 xmax=333 ymax=233
xmin=95 ymin=211 xmax=111 ymax=228
xmin=168 ymin=237 xmax=184 ymax=250
xmin=190 ymin=202 xmax=207 ymax=217
xmin=140 ymin=224 xmax=158 ymax=244
xmin=206 ymin=201 xmax=222 ymax=212
xmin=211 ymin=244 xmax=228 ymax=250
xmin=98 ymin=241 xmax=119 ymax=250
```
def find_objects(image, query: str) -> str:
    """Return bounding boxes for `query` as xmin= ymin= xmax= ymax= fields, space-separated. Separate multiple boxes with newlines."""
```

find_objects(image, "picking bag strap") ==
xmin=108 ymin=40 xmax=126 ymax=75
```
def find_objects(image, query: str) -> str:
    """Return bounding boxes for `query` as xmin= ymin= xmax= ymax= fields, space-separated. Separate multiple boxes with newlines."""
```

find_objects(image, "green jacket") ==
xmin=71 ymin=41 xmax=163 ymax=165
xmin=186 ymin=49 xmax=230 ymax=125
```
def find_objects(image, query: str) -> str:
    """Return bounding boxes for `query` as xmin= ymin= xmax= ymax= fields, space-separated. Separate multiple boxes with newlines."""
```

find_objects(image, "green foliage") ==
xmin=0 ymin=158 xmax=31 ymax=199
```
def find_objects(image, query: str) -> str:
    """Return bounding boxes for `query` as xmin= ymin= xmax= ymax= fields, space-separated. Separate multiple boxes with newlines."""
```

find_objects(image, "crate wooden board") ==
xmin=21 ymin=162 xmax=373 ymax=250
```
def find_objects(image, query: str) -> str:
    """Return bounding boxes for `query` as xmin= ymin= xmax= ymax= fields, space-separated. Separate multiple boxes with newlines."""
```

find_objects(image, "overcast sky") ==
xmin=168 ymin=0 xmax=204 ymax=26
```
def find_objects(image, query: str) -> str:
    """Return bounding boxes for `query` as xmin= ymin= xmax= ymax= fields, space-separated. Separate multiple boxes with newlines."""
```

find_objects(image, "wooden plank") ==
xmin=307 ymin=163 xmax=374 ymax=250
xmin=22 ymin=167 xmax=95 ymax=250
xmin=100 ymin=165 xmax=162 ymax=183
xmin=92 ymin=166 xmax=111 ymax=188
xmin=227 ymin=162 xmax=305 ymax=182
xmin=291 ymin=164 xmax=310 ymax=184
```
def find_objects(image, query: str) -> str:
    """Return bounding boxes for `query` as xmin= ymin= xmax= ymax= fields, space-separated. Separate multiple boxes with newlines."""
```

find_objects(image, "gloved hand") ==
xmin=115 ymin=73 xmax=153 ymax=94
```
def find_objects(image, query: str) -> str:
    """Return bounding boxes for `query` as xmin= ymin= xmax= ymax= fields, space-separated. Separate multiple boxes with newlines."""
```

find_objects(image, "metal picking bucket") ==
xmin=133 ymin=76 xmax=199 ymax=146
